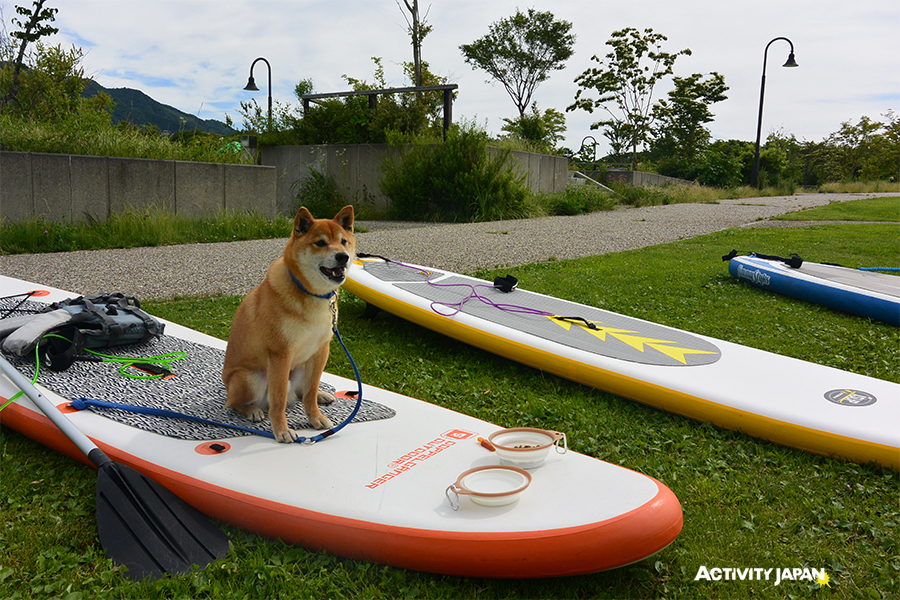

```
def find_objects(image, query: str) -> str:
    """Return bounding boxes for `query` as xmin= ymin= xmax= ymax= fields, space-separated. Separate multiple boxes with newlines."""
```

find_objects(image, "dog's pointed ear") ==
xmin=335 ymin=205 xmax=355 ymax=232
xmin=294 ymin=207 xmax=314 ymax=236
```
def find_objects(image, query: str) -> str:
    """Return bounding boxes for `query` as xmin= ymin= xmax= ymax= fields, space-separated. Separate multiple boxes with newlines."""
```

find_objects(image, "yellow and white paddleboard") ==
xmin=344 ymin=258 xmax=900 ymax=470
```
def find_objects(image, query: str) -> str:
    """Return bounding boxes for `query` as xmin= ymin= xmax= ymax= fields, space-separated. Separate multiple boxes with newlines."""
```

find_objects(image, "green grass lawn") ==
xmin=775 ymin=195 xmax=900 ymax=222
xmin=1 ymin=202 xmax=898 ymax=599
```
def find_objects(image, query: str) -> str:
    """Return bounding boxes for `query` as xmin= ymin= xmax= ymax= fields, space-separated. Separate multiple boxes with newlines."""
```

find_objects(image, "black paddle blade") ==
xmin=95 ymin=462 xmax=229 ymax=581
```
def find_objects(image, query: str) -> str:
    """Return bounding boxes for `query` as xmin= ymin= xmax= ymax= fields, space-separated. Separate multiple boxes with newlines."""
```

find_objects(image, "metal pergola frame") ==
xmin=301 ymin=84 xmax=458 ymax=139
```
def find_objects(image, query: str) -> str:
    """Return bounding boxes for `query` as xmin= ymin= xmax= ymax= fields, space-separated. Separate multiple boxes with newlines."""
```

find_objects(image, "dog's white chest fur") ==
xmin=279 ymin=301 xmax=334 ymax=365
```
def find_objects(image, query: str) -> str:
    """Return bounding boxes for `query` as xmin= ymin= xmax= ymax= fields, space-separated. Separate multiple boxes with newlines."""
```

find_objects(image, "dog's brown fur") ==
xmin=222 ymin=205 xmax=356 ymax=442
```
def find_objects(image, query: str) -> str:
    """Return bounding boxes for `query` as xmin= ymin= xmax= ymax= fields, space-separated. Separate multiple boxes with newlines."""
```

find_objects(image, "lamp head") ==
xmin=243 ymin=76 xmax=259 ymax=91
xmin=783 ymin=52 xmax=799 ymax=68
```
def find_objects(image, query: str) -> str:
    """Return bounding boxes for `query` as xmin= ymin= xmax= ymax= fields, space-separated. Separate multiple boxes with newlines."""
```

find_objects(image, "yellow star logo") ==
xmin=816 ymin=571 xmax=831 ymax=588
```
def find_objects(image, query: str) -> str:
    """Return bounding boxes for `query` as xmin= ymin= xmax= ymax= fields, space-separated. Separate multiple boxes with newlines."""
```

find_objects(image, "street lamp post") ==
xmin=751 ymin=37 xmax=798 ymax=186
xmin=244 ymin=57 xmax=272 ymax=131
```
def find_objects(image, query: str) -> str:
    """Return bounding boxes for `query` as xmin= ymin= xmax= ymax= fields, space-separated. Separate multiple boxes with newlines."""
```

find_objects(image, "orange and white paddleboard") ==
xmin=0 ymin=275 xmax=682 ymax=578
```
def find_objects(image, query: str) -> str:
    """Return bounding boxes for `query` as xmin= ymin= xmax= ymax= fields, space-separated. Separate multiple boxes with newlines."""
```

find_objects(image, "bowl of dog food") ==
xmin=487 ymin=427 xmax=567 ymax=469
xmin=445 ymin=465 xmax=532 ymax=510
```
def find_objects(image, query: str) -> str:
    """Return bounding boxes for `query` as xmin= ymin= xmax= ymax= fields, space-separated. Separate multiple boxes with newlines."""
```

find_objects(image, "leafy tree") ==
xmin=460 ymin=8 xmax=575 ymax=119
xmin=294 ymin=78 xmax=314 ymax=105
xmin=752 ymin=132 xmax=794 ymax=189
xmin=568 ymin=27 xmax=691 ymax=170
xmin=694 ymin=146 xmax=743 ymax=188
xmin=599 ymin=119 xmax=635 ymax=162
xmin=1 ymin=2 xmax=110 ymax=126
xmin=1 ymin=42 xmax=90 ymax=121
xmin=0 ymin=0 xmax=58 ymax=110
xmin=237 ymin=94 xmax=302 ymax=142
xmin=651 ymin=72 xmax=728 ymax=167
xmin=827 ymin=116 xmax=885 ymax=180
xmin=795 ymin=139 xmax=840 ymax=187
xmin=761 ymin=129 xmax=806 ymax=188
xmin=779 ymin=113 xmax=899 ymax=185
xmin=876 ymin=109 xmax=900 ymax=182
xmin=500 ymin=103 xmax=566 ymax=153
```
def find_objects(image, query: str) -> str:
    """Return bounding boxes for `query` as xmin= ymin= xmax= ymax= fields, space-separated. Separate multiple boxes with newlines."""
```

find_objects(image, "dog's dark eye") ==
xmin=341 ymin=239 xmax=348 ymax=246
xmin=315 ymin=240 xmax=327 ymax=247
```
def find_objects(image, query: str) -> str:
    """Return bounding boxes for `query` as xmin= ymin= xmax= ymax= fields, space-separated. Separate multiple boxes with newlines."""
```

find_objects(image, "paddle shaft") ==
xmin=0 ymin=355 xmax=107 ymax=467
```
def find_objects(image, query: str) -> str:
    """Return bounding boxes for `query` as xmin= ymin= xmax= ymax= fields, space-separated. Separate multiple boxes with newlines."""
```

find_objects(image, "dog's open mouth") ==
xmin=320 ymin=266 xmax=346 ymax=282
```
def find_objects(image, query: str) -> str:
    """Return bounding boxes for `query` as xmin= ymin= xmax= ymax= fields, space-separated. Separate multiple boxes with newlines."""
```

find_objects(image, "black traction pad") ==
xmin=1 ymin=299 xmax=395 ymax=440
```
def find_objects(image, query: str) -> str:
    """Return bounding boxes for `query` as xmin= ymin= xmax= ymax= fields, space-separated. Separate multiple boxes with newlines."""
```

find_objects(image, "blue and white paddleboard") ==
xmin=728 ymin=254 xmax=899 ymax=326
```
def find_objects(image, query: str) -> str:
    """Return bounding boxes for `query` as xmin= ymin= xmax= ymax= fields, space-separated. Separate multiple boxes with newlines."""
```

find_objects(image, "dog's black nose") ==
xmin=336 ymin=252 xmax=349 ymax=265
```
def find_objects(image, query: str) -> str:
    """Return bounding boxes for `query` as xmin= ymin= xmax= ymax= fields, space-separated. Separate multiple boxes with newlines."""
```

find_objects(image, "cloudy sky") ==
xmin=7 ymin=0 xmax=899 ymax=154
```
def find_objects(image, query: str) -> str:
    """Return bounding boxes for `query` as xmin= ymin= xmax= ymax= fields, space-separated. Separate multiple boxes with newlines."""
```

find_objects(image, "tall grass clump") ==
xmin=818 ymin=180 xmax=900 ymax=194
xmin=540 ymin=184 xmax=618 ymax=215
xmin=0 ymin=113 xmax=248 ymax=164
xmin=380 ymin=123 xmax=540 ymax=222
xmin=0 ymin=208 xmax=293 ymax=255
xmin=608 ymin=181 xmax=722 ymax=206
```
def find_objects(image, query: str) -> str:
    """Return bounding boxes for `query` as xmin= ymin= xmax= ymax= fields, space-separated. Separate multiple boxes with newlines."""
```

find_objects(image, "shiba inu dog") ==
xmin=223 ymin=205 xmax=356 ymax=443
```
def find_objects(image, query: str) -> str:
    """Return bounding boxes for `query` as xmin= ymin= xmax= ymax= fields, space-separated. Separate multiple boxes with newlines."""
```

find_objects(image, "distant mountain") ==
xmin=82 ymin=81 xmax=236 ymax=136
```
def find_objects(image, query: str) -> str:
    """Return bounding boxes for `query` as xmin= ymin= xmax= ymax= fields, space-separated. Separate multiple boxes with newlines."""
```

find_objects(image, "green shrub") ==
xmin=541 ymin=185 xmax=617 ymax=215
xmin=380 ymin=123 xmax=539 ymax=222
xmin=694 ymin=148 xmax=743 ymax=187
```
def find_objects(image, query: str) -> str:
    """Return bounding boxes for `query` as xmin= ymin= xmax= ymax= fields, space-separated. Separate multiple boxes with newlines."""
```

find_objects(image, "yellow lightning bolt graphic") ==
xmin=549 ymin=316 xmax=718 ymax=364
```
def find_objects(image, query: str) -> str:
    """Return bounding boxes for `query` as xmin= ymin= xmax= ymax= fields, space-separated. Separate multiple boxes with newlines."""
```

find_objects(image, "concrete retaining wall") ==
xmin=262 ymin=144 xmax=569 ymax=217
xmin=1 ymin=145 xmax=568 ymax=224
xmin=585 ymin=169 xmax=694 ymax=187
xmin=499 ymin=148 xmax=570 ymax=196
xmin=262 ymin=144 xmax=397 ymax=217
xmin=0 ymin=151 xmax=276 ymax=223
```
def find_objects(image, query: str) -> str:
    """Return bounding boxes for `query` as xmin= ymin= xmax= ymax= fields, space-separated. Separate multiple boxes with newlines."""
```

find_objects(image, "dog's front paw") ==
xmin=308 ymin=412 xmax=334 ymax=430
xmin=316 ymin=390 xmax=336 ymax=405
xmin=273 ymin=426 xmax=299 ymax=443
xmin=248 ymin=407 xmax=266 ymax=422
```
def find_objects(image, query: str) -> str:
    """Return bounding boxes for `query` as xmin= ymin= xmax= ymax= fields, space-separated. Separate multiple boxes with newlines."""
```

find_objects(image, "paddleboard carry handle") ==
xmin=722 ymin=249 xmax=803 ymax=269
xmin=551 ymin=316 xmax=598 ymax=330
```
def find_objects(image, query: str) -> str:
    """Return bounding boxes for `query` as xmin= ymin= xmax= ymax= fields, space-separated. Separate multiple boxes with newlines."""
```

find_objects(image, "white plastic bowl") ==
xmin=488 ymin=428 xmax=567 ymax=469
xmin=446 ymin=465 xmax=532 ymax=510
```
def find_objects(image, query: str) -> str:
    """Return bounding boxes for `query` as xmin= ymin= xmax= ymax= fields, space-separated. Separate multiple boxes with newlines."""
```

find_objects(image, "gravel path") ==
xmin=2 ymin=192 xmax=896 ymax=300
